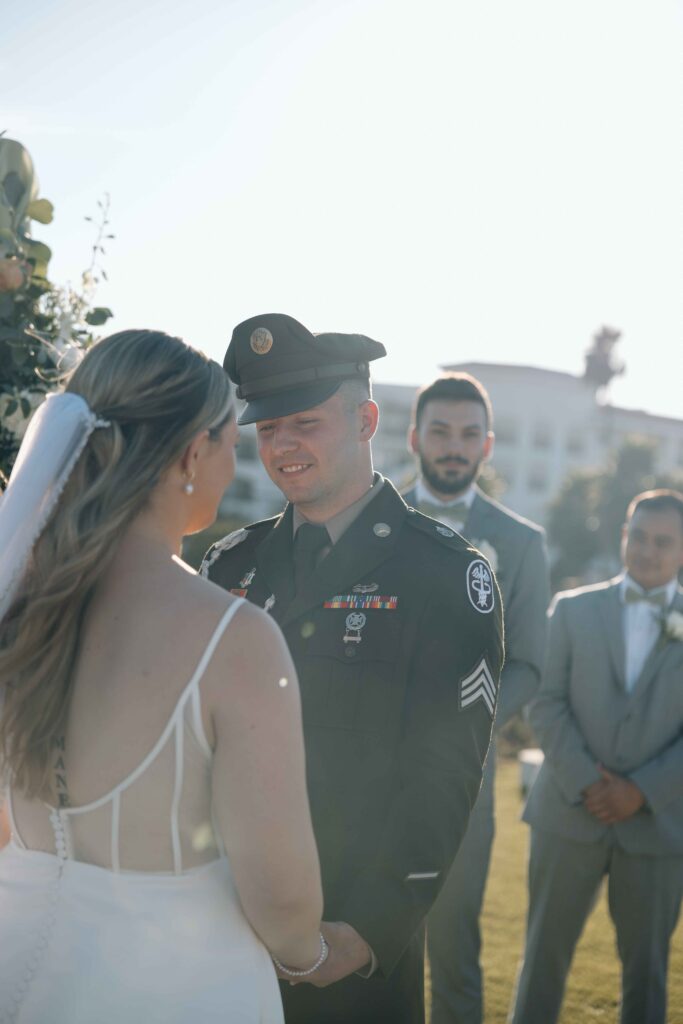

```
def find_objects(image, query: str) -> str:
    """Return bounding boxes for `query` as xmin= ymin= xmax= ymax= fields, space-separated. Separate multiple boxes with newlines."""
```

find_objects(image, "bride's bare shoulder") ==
xmin=171 ymin=557 xmax=276 ymax=640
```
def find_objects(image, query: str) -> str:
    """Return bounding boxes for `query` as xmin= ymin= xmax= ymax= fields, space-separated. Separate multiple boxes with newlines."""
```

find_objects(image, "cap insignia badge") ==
xmin=250 ymin=327 xmax=274 ymax=355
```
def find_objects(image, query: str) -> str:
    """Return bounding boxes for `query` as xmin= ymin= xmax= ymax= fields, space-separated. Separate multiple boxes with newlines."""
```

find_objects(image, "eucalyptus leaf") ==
xmin=26 ymin=198 xmax=54 ymax=224
xmin=11 ymin=345 xmax=28 ymax=366
xmin=85 ymin=306 xmax=113 ymax=326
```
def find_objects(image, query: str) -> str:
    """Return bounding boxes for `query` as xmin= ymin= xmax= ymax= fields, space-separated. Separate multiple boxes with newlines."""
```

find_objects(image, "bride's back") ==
xmin=12 ymin=549 xmax=238 ymax=874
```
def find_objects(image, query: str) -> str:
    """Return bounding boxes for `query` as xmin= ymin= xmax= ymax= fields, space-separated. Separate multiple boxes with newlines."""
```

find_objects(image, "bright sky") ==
xmin=4 ymin=0 xmax=682 ymax=418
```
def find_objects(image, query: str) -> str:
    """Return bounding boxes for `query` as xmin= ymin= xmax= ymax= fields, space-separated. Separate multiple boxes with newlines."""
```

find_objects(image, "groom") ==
xmin=203 ymin=314 xmax=504 ymax=1024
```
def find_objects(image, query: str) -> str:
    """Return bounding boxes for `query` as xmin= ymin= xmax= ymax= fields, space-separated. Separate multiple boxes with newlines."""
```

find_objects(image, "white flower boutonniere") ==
xmin=661 ymin=609 xmax=683 ymax=644
xmin=471 ymin=539 xmax=499 ymax=574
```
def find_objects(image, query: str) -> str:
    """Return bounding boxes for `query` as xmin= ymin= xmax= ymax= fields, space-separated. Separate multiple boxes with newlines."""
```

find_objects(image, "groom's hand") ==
xmin=288 ymin=921 xmax=372 ymax=987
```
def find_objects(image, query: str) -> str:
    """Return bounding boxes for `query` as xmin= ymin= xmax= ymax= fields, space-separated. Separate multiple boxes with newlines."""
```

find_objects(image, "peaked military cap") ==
xmin=224 ymin=313 xmax=386 ymax=425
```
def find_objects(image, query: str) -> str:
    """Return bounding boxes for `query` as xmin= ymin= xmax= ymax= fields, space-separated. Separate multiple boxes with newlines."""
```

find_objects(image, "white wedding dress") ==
xmin=0 ymin=600 xmax=284 ymax=1023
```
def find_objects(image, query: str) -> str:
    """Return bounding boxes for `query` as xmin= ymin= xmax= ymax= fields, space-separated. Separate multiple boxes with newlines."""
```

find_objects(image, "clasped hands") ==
xmin=582 ymin=765 xmax=645 ymax=824
xmin=275 ymin=921 xmax=372 ymax=988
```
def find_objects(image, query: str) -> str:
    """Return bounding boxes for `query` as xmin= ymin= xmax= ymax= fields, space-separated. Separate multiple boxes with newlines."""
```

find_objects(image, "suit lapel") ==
xmin=599 ymin=582 xmax=627 ymax=688
xmin=280 ymin=482 xmax=407 ymax=629
xmin=402 ymin=485 xmax=418 ymax=507
xmin=630 ymin=587 xmax=683 ymax=700
xmin=463 ymin=489 xmax=491 ymax=540
xmin=254 ymin=505 xmax=295 ymax=620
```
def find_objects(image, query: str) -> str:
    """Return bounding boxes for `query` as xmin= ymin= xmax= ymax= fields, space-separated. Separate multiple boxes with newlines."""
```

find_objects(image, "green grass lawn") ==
xmin=426 ymin=757 xmax=683 ymax=1023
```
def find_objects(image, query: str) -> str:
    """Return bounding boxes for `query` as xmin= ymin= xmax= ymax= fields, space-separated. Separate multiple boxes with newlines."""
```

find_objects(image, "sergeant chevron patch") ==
xmin=459 ymin=657 xmax=497 ymax=718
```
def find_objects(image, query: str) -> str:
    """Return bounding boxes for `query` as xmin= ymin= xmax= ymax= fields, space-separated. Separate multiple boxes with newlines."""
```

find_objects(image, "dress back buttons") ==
xmin=373 ymin=522 xmax=391 ymax=538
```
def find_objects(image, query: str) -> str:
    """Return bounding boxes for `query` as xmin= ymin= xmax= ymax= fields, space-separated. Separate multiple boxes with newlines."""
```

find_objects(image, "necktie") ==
xmin=420 ymin=500 xmax=469 ymax=523
xmin=294 ymin=523 xmax=330 ymax=593
xmin=623 ymin=586 xmax=668 ymax=609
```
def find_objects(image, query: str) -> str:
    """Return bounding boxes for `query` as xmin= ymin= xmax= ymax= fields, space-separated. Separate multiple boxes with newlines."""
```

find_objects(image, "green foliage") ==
xmin=548 ymin=437 xmax=683 ymax=588
xmin=0 ymin=138 xmax=114 ymax=486
xmin=477 ymin=462 xmax=508 ymax=501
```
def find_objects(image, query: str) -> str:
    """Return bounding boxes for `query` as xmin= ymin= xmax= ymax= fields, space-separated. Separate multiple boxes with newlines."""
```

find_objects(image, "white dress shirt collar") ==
xmin=414 ymin=480 xmax=476 ymax=510
xmin=619 ymin=573 xmax=679 ymax=608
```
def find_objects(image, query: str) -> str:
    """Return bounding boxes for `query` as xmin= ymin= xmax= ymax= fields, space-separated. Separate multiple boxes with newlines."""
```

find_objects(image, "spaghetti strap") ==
xmin=185 ymin=597 xmax=245 ymax=700
xmin=61 ymin=598 xmax=246 ymax=817
xmin=0 ymin=588 xmax=284 ymax=1021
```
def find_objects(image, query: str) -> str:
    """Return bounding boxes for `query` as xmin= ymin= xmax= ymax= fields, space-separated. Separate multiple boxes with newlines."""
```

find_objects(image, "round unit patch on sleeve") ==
xmin=466 ymin=559 xmax=495 ymax=614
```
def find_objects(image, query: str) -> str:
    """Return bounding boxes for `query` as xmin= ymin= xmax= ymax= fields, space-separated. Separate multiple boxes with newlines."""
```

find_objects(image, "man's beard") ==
xmin=419 ymin=454 xmax=481 ymax=497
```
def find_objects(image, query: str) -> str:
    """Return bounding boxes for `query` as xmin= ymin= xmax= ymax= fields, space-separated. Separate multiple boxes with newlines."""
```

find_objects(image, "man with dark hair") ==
xmin=203 ymin=317 xmax=504 ymax=1024
xmin=510 ymin=489 xmax=683 ymax=1024
xmin=403 ymin=372 xmax=550 ymax=1024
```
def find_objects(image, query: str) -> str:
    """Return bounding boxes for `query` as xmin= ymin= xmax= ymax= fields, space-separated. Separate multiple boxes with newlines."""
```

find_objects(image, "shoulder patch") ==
xmin=199 ymin=528 xmax=250 ymax=578
xmin=405 ymin=509 xmax=467 ymax=549
xmin=459 ymin=657 xmax=497 ymax=718
xmin=466 ymin=559 xmax=495 ymax=613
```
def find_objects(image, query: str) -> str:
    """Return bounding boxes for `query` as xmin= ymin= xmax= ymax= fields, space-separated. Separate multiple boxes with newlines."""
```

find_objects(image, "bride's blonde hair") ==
xmin=0 ymin=329 xmax=233 ymax=800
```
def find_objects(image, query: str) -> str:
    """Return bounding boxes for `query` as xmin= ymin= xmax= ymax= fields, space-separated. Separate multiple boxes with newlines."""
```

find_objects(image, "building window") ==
xmin=229 ymin=477 xmax=254 ymax=500
xmin=495 ymin=418 xmax=518 ymax=445
xmin=566 ymin=431 xmax=585 ymax=455
xmin=236 ymin=432 xmax=257 ymax=460
xmin=532 ymin=422 xmax=553 ymax=450
xmin=528 ymin=468 xmax=547 ymax=493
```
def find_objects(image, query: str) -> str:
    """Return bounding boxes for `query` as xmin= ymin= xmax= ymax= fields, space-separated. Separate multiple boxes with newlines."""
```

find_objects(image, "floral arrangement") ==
xmin=0 ymin=136 xmax=113 ymax=486
xmin=661 ymin=609 xmax=683 ymax=644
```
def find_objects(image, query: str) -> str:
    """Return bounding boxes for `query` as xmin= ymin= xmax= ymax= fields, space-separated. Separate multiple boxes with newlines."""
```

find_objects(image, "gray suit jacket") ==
xmin=524 ymin=579 xmax=683 ymax=855
xmin=403 ymin=485 xmax=550 ymax=756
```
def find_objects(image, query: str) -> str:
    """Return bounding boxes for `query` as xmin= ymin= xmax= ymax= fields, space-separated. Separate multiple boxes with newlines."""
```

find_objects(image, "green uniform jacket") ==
xmin=202 ymin=479 xmax=503 ymax=1003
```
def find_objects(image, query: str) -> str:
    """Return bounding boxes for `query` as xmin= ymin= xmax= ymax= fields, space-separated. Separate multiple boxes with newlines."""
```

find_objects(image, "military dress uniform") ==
xmin=203 ymin=315 xmax=505 ymax=1024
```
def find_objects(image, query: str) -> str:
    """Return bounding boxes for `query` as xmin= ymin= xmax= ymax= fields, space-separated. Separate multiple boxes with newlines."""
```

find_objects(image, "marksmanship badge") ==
xmin=250 ymin=327 xmax=274 ymax=355
xmin=467 ymin=559 xmax=495 ymax=613
xmin=343 ymin=611 xmax=367 ymax=645
xmin=459 ymin=657 xmax=497 ymax=718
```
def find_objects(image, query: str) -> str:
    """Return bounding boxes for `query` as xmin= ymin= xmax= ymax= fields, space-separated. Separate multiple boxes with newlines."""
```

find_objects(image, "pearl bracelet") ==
xmin=271 ymin=933 xmax=329 ymax=977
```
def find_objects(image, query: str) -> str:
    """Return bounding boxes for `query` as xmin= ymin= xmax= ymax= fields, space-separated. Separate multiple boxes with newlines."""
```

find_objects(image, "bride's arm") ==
xmin=206 ymin=602 xmax=323 ymax=969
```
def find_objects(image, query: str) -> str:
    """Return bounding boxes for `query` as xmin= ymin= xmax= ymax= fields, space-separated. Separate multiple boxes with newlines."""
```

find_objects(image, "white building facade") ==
xmin=222 ymin=362 xmax=683 ymax=527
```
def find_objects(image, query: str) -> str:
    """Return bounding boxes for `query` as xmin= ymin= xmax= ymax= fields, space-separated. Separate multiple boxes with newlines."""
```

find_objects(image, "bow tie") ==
xmin=419 ymin=500 xmax=470 ymax=523
xmin=623 ymin=586 xmax=668 ymax=609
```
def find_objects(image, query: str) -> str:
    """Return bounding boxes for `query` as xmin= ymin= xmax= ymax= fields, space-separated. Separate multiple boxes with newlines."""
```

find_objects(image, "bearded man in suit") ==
xmin=509 ymin=489 xmax=683 ymax=1024
xmin=403 ymin=373 xmax=550 ymax=1024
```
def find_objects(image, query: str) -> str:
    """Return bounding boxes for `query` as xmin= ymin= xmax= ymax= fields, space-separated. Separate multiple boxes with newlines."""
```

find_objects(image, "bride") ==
xmin=0 ymin=330 xmax=324 ymax=1022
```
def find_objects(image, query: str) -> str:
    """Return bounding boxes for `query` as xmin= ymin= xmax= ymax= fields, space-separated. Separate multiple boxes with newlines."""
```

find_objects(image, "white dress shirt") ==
xmin=414 ymin=481 xmax=475 ymax=530
xmin=620 ymin=574 xmax=678 ymax=692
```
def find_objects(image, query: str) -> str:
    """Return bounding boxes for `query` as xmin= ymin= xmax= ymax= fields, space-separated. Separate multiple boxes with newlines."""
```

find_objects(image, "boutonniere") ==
xmin=471 ymin=539 xmax=499 ymax=574
xmin=661 ymin=609 xmax=683 ymax=644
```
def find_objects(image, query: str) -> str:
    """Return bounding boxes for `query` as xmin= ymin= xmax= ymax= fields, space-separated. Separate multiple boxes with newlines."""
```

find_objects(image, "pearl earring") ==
xmin=183 ymin=474 xmax=195 ymax=496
